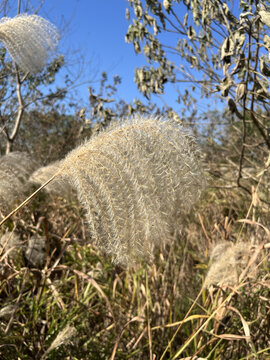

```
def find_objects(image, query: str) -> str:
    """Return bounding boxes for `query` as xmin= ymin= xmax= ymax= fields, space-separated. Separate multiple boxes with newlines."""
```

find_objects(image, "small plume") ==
xmin=0 ymin=152 xmax=39 ymax=211
xmin=45 ymin=325 xmax=77 ymax=355
xmin=29 ymin=160 xmax=73 ymax=197
xmin=205 ymin=242 xmax=258 ymax=287
xmin=0 ymin=304 xmax=16 ymax=319
xmin=0 ymin=14 xmax=60 ymax=73
xmin=59 ymin=116 xmax=204 ymax=264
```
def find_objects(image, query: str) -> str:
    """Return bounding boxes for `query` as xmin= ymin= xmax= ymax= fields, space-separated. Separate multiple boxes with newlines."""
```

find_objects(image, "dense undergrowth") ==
xmin=0 ymin=168 xmax=269 ymax=359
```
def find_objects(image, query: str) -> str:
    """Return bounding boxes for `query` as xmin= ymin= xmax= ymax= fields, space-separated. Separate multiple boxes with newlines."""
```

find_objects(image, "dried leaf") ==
xmin=180 ymin=357 xmax=207 ymax=360
xmin=231 ymin=52 xmax=245 ymax=75
xmin=125 ymin=8 xmax=130 ymax=21
xmin=188 ymin=26 xmax=196 ymax=40
xmin=264 ymin=34 xmax=270 ymax=54
xmin=233 ymin=31 xmax=245 ymax=53
xmin=223 ymin=3 xmax=238 ymax=24
xmin=259 ymin=10 xmax=270 ymax=28
xmin=227 ymin=306 xmax=250 ymax=341
xmin=227 ymin=97 xmax=237 ymax=113
xmin=221 ymin=37 xmax=234 ymax=61
xmin=134 ymin=4 xmax=143 ymax=19
xmin=163 ymin=0 xmax=171 ymax=12
xmin=183 ymin=13 xmax=188 ymax=27
xmin=220 ymin=76 xmax=233 ymax=97
xmin=236 ymin=83 xmax=247 ymax=101
xmin=152 ymin=314 xmax=209 ymax=330
xmin=259 ymin=57 xmax=270 ymax=76
xmin=217 ymin=334 xmax=250 ymax=340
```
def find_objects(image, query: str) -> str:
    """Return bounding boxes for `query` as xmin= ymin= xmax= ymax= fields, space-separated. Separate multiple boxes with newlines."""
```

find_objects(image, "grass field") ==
xmin=0 ymin=170 xmax=269 ymax=359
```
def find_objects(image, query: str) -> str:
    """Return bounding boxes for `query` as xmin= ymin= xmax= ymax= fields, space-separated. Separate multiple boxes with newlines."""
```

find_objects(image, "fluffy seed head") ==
xmin=0 ymin=152 xmax=39 ymax=211
xmin=46 ymin=325 xmax=77 ymax=354
xmin=205 ymin=241 xmax=257 ymax=287
xmin=0 ymin=14 xmax=59 ymax=73
xmin=29 ymin=160 xmax=73 ymax=197
xmin=59 ymin=116 xmax=204 ymax=264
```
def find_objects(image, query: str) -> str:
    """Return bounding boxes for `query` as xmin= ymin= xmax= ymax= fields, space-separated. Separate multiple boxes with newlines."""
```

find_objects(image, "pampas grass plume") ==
xmin=29 ymin=160 xmax=73 ymax=197
xmin=44 ymin=325 xmax=77 ymax=356
xmin=0 ymin=117 xmax=204 ymax=265
xmin=0 ymin=152 xmax=38 ymax=210
xmin=58 ymin=116 xmax=204 ymax=264
xmin=205 ymin=241 xmax=257 ymax=287
xmin=0 ymin=14 xmax=59 ymax=73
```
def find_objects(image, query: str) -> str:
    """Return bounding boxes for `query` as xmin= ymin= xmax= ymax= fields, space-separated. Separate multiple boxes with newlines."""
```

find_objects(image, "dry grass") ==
xmin=29 ymin=160 xmax=74 ymax=198
xmin=0 ymin=122 xmax=269 ymax=360
xmin=0 ymin=176 xmax=268 ymax=359
xmin=0 ymin=5 xmax=268 ymax=358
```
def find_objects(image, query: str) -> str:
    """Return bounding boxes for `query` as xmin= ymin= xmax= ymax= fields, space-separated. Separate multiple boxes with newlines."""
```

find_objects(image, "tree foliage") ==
xmin=125 ymin=0 xmax=270 ymax=195
xmin=0 ymin=2 xmax=87 ymax=156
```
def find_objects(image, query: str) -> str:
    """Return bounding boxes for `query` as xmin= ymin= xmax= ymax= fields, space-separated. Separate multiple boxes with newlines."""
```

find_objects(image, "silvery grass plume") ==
xmin=0 ymin=152 xmax=38 ymax=211
xmin=29 ymin=160 xmax=74 ymax=197
xmin=58 ymin=116 xmax=204 ymax=264
xmin=42 ymin=325 xmax=77 ymax=359
xmin=205 ymin=241 xmax=258 ymax=287
xmin=0 ymin=14 xmax=59 ymax=73
xmin=0 ymin=117 xmax=204 ymax=264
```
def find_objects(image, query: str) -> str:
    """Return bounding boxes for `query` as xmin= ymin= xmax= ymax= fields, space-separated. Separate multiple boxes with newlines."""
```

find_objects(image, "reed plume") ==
xmin=58 ymin=116 xmax=204 ymax=264
xmin=29 ymin=161 xmax=73 ymax=197
xmin=0 ymin=117 xmax=204 ymax=264
xmin=205 ymin=241 xmax=258 ymax=287
xmin=0 ymin=152 xmax=38 ymax=210
xmin=0 ymin=14 xmax=59 ymax=73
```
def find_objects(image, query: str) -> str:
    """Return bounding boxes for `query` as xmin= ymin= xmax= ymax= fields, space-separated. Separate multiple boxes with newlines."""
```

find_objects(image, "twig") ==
xmin=0 ymin=172 xmax=60 ymax=226
xmin=5 ymin=64 xmax=24 ymax=154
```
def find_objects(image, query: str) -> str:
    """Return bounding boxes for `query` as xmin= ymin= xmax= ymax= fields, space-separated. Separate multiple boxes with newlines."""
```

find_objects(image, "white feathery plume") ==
xmin=0 ymin=152 xmax=39 ymax=210
xmin=59 ymin=116 xmax=204 ymax=264
xmin=0 ymin=117 xmax=204 ymax=265
xmin=0 ymin=14 xmax=60 ymax=73
xmin=44 ymin=325 xmax=77 ymax=356
xmin=205 ymin=242 xmax=258 ymax=287
xmin=29 ymin=160 xmax=74 ymax=197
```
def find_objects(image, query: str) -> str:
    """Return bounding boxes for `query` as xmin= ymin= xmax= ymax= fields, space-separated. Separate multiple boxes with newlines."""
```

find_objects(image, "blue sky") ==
xmin=41 ymin=0 xmax=150 ymax=106
xmin=4 ymin=0 xmax=220 ymax=114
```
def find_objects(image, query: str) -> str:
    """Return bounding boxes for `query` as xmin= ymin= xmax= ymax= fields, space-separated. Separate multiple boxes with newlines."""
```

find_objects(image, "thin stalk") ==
xmin=5 ymin=0 xmax=25 ymax=153
xmin=17 ymin=0 xmax=21 ymax=14
xmin=6 ymin=66 xmax=24 ymax=154
xmin=160 ymin=287 xmax=204 ymax=360
xmin=0 ymin=172 xmax=60 ymax=226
